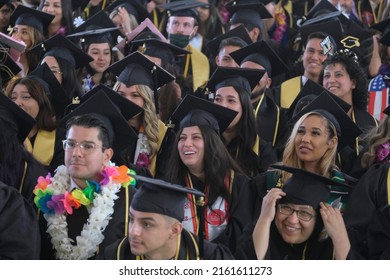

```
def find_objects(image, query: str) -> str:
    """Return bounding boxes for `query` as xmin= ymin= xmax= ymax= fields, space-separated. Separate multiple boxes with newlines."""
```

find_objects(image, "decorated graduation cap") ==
xmin=371 ymin=17 xmax=390 ymax=46
xmin=205 ymin=66 xmax=265 ymax=93
xmin=270 ymin=164 xmax=351 ymax=209
xmin=0 ymin=91 xmax=35 ymax=142
xmin=28 ymin=62 xmax=70 ymax=119
xmin=229 ymin=40 xmax=288 ymax=77
xmin=33 ymin=34 xmax=93 ymax=69
xmin=226 ymin=0 xmax=272 ymax=29
xmin=290 ymin=91 xmax=362 ymax=149
xmin=132 ymin=174 xmax=205 ymax=221
xmin=68 ymin=11 xmax=121 ymax=48
xmin=169 ymin=94 xmax=238 ymax=134
xmin=105 ymin=0 xmax=150 ymax=24
xmin=129 ymin=38 xmax=190 ymax=66
xmin=61 ymin=91 xmax=137 ymax=151
xmin=108 ymin=51 xmax=175 ymax=112
xmin=161 ymin=0 xmax=209 ymax=23
xmin=0 ymin=48 xmax=21 ymax=86
xmin=78 ymin=84 xmax=144 ymax=121
xmin=10 ymin=5 xmax=54 ymax=34
xmin=206 ymin=24 xmax=252 ymax=58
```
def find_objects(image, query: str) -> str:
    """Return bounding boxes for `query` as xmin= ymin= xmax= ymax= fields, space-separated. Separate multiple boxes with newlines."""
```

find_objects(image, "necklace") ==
xmin=34 ymin=163 xmax=136 ymax=259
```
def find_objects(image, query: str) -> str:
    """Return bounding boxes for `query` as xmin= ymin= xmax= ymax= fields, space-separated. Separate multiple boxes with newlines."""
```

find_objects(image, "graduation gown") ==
xmin=20 ymin=159 xmax=49 ymax=207
xmin=0 ymin=181 xmax=40 ymax=259
xmin=39 ymin=184 xmax=137 ymax=259
xmin=366 ymin=205 xmax=390 ymax=259
xmin=96 ymin=229 xmax=235 ymax=260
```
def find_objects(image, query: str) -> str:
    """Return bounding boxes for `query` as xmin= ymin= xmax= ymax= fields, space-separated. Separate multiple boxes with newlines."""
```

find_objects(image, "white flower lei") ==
xmin=43 ymin=164 xmax=121 ymax=260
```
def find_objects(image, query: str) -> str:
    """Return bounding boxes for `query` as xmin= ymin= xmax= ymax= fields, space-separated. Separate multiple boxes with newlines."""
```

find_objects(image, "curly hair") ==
xmin=281 ymin=111 xmax=339 ymax=182
xmin=361 ymin=115 xmax=390 ymax=168
xmin=320 ymin=51 xmax=368 ymax=110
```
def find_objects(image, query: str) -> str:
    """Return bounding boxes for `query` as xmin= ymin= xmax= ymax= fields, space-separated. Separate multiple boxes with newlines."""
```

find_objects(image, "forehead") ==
xmin=300 ymin=114 xmax=327 ymax=128
xmin=282 ymin=203 xmax=315 ymax=212
xmin=241 ymin=60 xmax=266 ymax=70
xmin=181 ymin=125 xmax=202 ymax=134
xmin=219 ymin=45 xmax=240 ymax=55
xmin=88 ymin=43 xmax=111 ymax=51
xmin=324 ymin=62 xmax=346 ymax=72
xmin=305 ymin=38 xmax=323 ymax=49
xmin=129 ymin=207 xmax=163 ymax=221
xmin=216 ymin=86 xmax=239 ymax=96
xmin=67 ymin=125 xmax=101 ymax=142
xmin=169 ymin=16 xmax=196 ymax=24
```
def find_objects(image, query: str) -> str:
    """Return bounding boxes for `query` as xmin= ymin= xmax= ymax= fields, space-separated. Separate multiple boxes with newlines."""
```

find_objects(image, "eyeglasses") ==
xmin=62 ymin=140 xmax=106 ymax=154
xmin=277 ymin=204 xmax=316 ymax=222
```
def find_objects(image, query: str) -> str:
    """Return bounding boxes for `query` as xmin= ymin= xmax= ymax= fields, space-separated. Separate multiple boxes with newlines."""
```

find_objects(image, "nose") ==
xmin=71 ymin=144 xmax=83 ymax=157
xmin=301 ymin=133 xmax=311 ymax=143
xmin=129 ymin=222 xmax=141 ymax=237
xmin=12 ymin=31 xmax=21 ymax=40
xmin=286 ymin=211 xmax=300 ymax=223
xmin=13 ymin=97 xmax=22 ymax=107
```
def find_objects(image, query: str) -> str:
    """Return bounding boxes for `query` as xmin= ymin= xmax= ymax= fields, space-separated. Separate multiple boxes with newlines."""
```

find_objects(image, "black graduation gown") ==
xmin=366 ymin=205 xmax=390 ymax=259
xmin=21 ymin=159 xmax=50 ymax=207
xmin=96 ymin=229 xmax=235 ymax=260
xmin=0 ymin=181 xmax=40 ymax=259
xmin=187 ymin=172 xmax=255 ymax=254
xmin=39 ymin=184 xmax=137 ymax=259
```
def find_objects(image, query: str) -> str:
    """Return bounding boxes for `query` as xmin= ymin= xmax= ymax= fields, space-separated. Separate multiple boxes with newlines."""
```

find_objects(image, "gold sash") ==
xmin=149 ymin=120 xmax=168 ymax=176
xmin=24 ymin=130 xmax=56 ymax=166
xmin=188 ymin=46 xmax=210 ymax=91
xmin=280 ymin=76 xmax=301 ymax=109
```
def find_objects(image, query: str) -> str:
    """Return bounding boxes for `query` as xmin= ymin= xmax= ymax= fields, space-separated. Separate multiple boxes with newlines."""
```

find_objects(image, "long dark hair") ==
xmin=38 ymin=0 xmax=75 ymax=35
xmin=55 ymin=56 xmax=84 ymax=99
xmin=165 ymin=125 xmax=242 ymax=207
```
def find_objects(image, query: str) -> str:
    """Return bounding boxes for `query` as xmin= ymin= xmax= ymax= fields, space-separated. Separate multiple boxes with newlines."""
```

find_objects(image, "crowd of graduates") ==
xmin=0 ymin=0 xmax=389 ymax=260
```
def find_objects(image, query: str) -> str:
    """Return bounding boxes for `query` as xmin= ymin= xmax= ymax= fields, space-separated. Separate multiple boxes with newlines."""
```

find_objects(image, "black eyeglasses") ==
xmin=277 ymin=204 xmax=316 ymax=222
xmin=62 ymin=140 xmax=106 ymax=154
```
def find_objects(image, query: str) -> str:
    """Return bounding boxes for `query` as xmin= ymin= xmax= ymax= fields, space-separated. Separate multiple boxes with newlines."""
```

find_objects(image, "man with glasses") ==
xmin=35 ymin=91 xmax=138 ymax=259
xmin=0 ymin=0 xmax=14 ymax=33
xmin=236 ymin=165 xmax=361 ymax=260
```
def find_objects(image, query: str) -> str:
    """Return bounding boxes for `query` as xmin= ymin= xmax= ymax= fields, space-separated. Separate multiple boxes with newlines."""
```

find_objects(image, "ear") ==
xmin=103 ymin=148 xmax=114 ymax=164
xmin=191 ymin=25 xmax=199 ymax=37
xmin=249 ymin=27 xmax=260 ymax=42
xmin=215 ymin=55 xmax=220 ymax=65
xmin=328 ymin=136 xmax=338 ymax=149
xmin=170 ymin=222 xmax=183 ymax=238
xmin=266 ymin=77 xmax=272 ymax=88
xmin=351 ymin=79 xmax=357 ymax=89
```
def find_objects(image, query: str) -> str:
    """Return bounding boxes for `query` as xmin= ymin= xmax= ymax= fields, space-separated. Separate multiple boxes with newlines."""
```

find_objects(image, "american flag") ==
xmin=368 ymin=75 xmax=389 ymax=121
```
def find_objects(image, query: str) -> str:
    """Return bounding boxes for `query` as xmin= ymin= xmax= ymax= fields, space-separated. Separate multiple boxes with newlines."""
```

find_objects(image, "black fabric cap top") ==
xmin=227 ymin=0 xmax=272 ymax=28
xmin=206 ymin=24 xmax=252 ymax=58
xmin=108 ymin=51 xmax=175 ymax=88
xmin=169 ymin=94 xmax=238 ymax=134
xmin=206 ymin=66 xmax=265 ymax=93
xmin=0 ymin=92 xmax=36 ymax=142
xmin=131 ymin=174 xmax=204 ymax=221
xmin=0 ymin=48 xmax=21 ymax=85
xmin=161 ymin=0 xmax=209 ymax=23
xmin=129 ymin=38 xmax=190 ymax=65
xmin=290 ymin=91 xmax=362 ymax=149
xmin=105 ymin=0 xmax=150 ymax=23
xmin=80 ymin=84 xmax=144 ymax=121
xmin=32 ymin=34 xmax=93 ymax=69
xmin=60 ymin=91 xmax=137 ymax=151
xmin=384 ymin=105 xmax=390 ymax=116
xmin=371 ymin=17 xmax=390 ymax=46
xmin=306 ymin=0 xmax=338 ymax=19
xmin=229 ymin=40 xmax=288 ymax=77
xmin=28 ymin=62 xmax=70 ymax=119
xmin=270 ymin=164 xmax=350 ymax=208
xmin=10 ymin=5 xmax=54 ymax=34
xmin=0 ymin=0 xmax=13 ymax=7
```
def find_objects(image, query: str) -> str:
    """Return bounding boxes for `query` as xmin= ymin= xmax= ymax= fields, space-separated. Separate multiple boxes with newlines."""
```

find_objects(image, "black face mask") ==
xmin=168 ymin=33 xmax=190 ymax=48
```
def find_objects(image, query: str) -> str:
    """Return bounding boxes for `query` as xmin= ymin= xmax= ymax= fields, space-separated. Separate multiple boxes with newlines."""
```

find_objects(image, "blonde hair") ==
xmin=281 ymin=112 xmax=339 ymax=182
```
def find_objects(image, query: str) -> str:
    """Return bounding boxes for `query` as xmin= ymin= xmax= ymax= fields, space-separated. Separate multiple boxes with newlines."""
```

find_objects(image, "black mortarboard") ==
xmin=132 ymin=174 xmax=204 ymax=221
xmin=306 ymin=0 xmax=338 ymax=19
xmin=161 ymin=0 xmax=209 ymax=23
xmin=226 ymin=0 xmax=272 ymax=29
xmin=384 ymin=105 xmax=390 ymax=116
xmin=287 ymin=79 xmax=351 ymax=119
xmin=61 ymin=91 xmax=137 ymax=151
xmin=229 ymin=40 xmax=288 ymax=77
xmin=205 ymin=66 xmax=265 ymax=93
xmin=371 ymin=17 xmax=390 ymax=46
xmin=28 ymin=62 xmax=70 ymax=119
xmin=290 ymin=91 xmax=362 ymax=149
xmin=79 ymin=84 xmax=144 ymax=121
xmin=0 ymin=92 xmax=35 ymax=142
xmin=270 ymin=164 xmax=350 ymax=208
xmin=0 ymin=0 xmax=13 ymax=7
xmin=206 ymin=24 xmax=252 ymax=58
xmin=10 ymin=5 xmax=54 ymax=34
xmin=33 ymin=34 xmax=93 ymax=69
xmin=0 ymin=48 xmax=21 ymax=86
xmin=105 ymin=0 xmax=150 ymax=24
xmin=68 ymin=11 xmax=121 ymax=48
xmin=169 ymin=94 xmax=238 ymax=134
xmin=128 ymin=38 xmax=190 ymax=65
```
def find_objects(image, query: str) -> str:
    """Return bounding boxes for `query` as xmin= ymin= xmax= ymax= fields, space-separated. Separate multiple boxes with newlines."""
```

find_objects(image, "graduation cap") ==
xmin=290 ymin=91 xmax=362 ymax=149
xmin=226 ymin=0 xmax=272 ymax=29
xmin=79 ymin=84 xmax=144 ymax=121
xmin=371 ymin=17 xmax=390 ymax=46
xmin=169 ymin=94 xmax=238 ymax=134
xmin=105 ymin=0 xmax=150 ymax=24
xmin=270 ymin=164 xmax=351 ymax=209
xmin=132 ymin=174 xmax=205 ymax=221
xmin=0 ymin=92 xmax=35 ymax=142
xmin=60 ymin=91 xmax=137 ymax=151
xmin=10 ymin=5 xmax=54 ymax=34
xmin=206 ymin=24 xmax=252 ymax=58
xmin=0 ymin=0 xmax=14 ymax=7
xmin=68 ymin=11 xmax=121 ymax=48
xmin=384 ymin=105 xmax=390 ymax=116
xmin=229 ymin=40 xmax=288 ymax=77
xmin=128 ymin=38 xmax=190 ymax=66
xmin=160 ymin=0 xmax=209 ymax=23
xmin=306 ymin=0 xmax=338 ymax=19
xmin=33 ymin=34 xmax=93 ymax=69
xmin=28 ymin=62 xmax=70 ymax=119
xmin=0 ymin=48 xmax=21 ymax=86
xmin=287 ymin=79 xmax=351 ymax=119
xmin=205 ymin=66 xmax=265 ymax=93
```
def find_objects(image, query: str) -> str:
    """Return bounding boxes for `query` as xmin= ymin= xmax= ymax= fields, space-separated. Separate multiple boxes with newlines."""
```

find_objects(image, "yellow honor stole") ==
xmin=24 ymin=130 xmax=56 ymax=166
